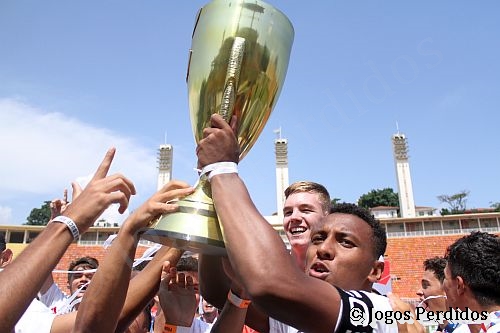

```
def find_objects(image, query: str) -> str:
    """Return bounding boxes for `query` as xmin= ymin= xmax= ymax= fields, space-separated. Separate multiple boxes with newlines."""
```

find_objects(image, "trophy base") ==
xmin=141 ymin=177 xmax=227 ymax=256
xmin=141 ymin=229 xmax=226 ymax=256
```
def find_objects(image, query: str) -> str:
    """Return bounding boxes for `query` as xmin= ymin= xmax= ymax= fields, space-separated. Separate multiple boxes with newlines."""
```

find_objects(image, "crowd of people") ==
xmin=1 ymin=115 xmax=499 ymax=333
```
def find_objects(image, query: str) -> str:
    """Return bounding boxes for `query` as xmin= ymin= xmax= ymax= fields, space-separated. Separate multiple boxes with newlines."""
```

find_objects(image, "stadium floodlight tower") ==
xmin=392 ymin=130 xmax=416 ymax=218
xmin=157 ymin=144 xmax=173 ymax=191
xmin=274 ymin=127 xmax=289 ymax=218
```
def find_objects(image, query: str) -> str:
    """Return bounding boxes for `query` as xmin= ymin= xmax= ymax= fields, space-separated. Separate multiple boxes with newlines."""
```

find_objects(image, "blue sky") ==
xmin=1 ymin=1 xmax=499 ymax=225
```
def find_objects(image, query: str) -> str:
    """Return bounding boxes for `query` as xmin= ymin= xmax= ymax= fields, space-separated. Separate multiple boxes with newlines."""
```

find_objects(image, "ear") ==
xmin=368 ymin=260 xmax=385 ymax=284
xmin=456 ymin=276 xmax=467 ymax=296
xmin=0 ymin=249 xmax=13 ymax=268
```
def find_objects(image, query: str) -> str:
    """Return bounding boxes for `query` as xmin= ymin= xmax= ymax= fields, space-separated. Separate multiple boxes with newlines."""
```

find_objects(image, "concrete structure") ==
xmin=2 ymin=212 xmax=499 ymax=301
xmin=371 ymin=206 xmax=399 ymax=219
xmin=157 ymin=144 xmax=173 ymax=190
xmin=392 ymin=132 xmax=416 ymax=218
xmin=274 ymin=129 xmax=289 ymax=218
xmin=371 ymin=206 xmax=436 ymax=219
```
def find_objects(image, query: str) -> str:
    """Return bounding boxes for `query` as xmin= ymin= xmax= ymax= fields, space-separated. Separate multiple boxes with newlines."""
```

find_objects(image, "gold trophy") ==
xmin=142 ymin=0 xmax=294 ymax=255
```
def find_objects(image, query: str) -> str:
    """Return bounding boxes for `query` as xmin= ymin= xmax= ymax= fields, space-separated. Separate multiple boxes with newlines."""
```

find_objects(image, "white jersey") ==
xmin=15 ymin=299 xmax=55 ymax=333
xmin=268 ymin=288 xmax=398 ymax=333
xmin=38 ymin=282 xmax=71 ymax=314
xmin=167 ymin=317 xmax=213 ymax=333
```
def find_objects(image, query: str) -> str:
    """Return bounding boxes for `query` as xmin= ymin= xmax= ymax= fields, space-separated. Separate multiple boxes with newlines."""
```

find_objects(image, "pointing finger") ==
xmin=92 ymin=147 xmax=116 ymax=181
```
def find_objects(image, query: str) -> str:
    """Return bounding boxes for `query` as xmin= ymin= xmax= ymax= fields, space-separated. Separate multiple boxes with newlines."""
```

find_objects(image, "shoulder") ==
xmin=15 ymin=299 xmax=55 ymax=333
xmin=268 ymin=317 xmax=301 ymax=333
xmin=335 ymin=289 xmax=397 ymax=333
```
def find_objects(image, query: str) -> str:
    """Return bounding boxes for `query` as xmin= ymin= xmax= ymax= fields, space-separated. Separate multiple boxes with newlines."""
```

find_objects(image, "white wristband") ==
xmin=227 ymin=289 xmax=251 ymax=308
xmin=201 ymin=162 xmax=238 ymax=181
xmin=50 ymin=215 xmax=80 ymax=240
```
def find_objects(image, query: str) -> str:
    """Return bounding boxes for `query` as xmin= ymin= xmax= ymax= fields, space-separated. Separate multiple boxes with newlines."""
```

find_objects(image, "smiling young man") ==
xmin=199 ymin=180 xmax=330 ymax=332
xmin=283 ymin=181 xmax=331 ymax=271
xmin=199 ymin=180 xmax=330 ymax=331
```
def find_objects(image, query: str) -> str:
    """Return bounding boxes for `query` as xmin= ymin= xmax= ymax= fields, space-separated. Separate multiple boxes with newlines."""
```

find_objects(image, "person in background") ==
xmin=40 ymin=256 xmax=99 ymax=314
xmin=443 ymin=232 xmax=500 ymax=333
xmin=416 ymin=256 xmax=469 ymax=333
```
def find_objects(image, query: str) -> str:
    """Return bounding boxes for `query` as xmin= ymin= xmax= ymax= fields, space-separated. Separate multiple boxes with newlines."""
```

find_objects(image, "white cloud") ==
xmin=0 ymin=206 xmax=12 ymax=225
xmin=0 ymin=98 xmax=157 ymax=224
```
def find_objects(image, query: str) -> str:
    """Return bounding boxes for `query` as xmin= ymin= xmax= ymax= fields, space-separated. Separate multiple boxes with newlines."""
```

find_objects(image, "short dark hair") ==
xmin=67 ymin=256 xmax=99 ymax=282
xmin=176 ymin=256 xmax=198 ymax=272
xmin=423 ymin=256 xmax=447 ymax=283
xmin=0 ymin=234 xmax=6 ymax=252
xmin=446 ymin=231 xmax=500 ymax=306
xmin=330 ymin=203 xmax=387 ymax=259
xmin=285 ymin=181 xmax=331 ymax=213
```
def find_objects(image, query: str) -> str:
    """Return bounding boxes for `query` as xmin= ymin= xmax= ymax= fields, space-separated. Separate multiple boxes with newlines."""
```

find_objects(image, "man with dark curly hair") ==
xmin=416 ymin=257 xmax=469 ymax=333
xmin=443 ymin=231 xmax=500 ymax=333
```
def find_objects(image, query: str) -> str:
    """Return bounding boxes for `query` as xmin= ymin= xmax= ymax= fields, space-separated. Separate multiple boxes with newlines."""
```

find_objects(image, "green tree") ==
xmin=25 ymin=200 xmax=51 ymax=225
xmin=358 ymin=188 xmax=399 ymax=209
xmin=490 ymin=202 xmax=500 ymax=211
xmin=331 ymin=198 xmax=342 ymax=206
xmin=437 ymin=190 xmax=469 ymax=214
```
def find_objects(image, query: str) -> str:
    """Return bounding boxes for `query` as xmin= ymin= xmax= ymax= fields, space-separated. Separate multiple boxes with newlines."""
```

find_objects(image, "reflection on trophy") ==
xmin=142 ymin=0 xmax=294 ymax=255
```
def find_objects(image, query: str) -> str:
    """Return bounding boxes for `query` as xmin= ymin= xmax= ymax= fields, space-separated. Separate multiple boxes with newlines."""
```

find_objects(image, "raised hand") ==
xmin=62 ymin=147 xmax=136 ymax=234
xmin=159 ymin=261 xmax=198 ymax=327
xmin=196 ymin=114 xmax=239 ymax=169
xmin=50 ymin=182 xmax=83 ymax=219
xmin=122 ymin=180 xmax=194 ymax=234
xmin=387 ymin=292 xmax=424 ymax=333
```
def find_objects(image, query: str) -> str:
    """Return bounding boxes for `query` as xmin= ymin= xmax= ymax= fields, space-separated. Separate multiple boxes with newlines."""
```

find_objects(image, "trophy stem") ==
xmin=141 ymin=175 xmax=226 ymax=255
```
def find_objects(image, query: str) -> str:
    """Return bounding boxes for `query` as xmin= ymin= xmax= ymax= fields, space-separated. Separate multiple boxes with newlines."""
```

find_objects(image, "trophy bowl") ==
xmin=142 ymin=0 xmax=294 ymax=255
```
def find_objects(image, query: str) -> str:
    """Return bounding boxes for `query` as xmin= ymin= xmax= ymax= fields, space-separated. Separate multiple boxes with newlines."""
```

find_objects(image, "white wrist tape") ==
xmin=201 ymin=162 xmax=238 ymax=181
xmin=227 ymin=289 xmax=251 ymax=308
xmin=50 ymin=215 xmax=80 ymax=240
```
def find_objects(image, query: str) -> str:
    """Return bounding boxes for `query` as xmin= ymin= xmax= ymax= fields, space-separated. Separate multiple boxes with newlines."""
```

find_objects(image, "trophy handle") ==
xmin=186 ymin=7 xmax=203 ymax=84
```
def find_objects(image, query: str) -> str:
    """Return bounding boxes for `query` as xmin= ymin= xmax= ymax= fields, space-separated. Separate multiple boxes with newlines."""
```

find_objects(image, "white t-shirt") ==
xmin=268 ymin=288 xmax=399 ymax=333
xmin=39 ymin=282 xmax=70 ymax=314
xmin=15 ymin=299 xmax=55 ymax=333
xmin=165 ymin=317 xmax=212 ymax=333
xmin=483 ymin=311 xmax=500 ymax=333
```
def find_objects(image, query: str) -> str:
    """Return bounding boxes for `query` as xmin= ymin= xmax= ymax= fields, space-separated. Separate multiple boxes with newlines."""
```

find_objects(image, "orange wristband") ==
xmin=163 ymin=324 xmax=177 ymax=333
xmin=227 ymin=289 xmax=251 ymax=308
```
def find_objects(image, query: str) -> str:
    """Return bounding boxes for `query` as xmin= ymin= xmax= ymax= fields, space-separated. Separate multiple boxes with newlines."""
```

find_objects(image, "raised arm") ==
xmin=197 ymin=115 xmax=341 ymax=332
xmin=198 ymin=254 xmax=231 ymax=309
xmin=0 ymin=147 xmax=136 ymax=333
xmin=73 ymin=180 xmax=194 ymax=333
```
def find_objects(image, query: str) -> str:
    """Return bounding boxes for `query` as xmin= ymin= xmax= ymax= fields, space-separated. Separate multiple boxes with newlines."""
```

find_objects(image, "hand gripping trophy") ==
xmin=142 ymin=0 xmax=294 ymax=255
